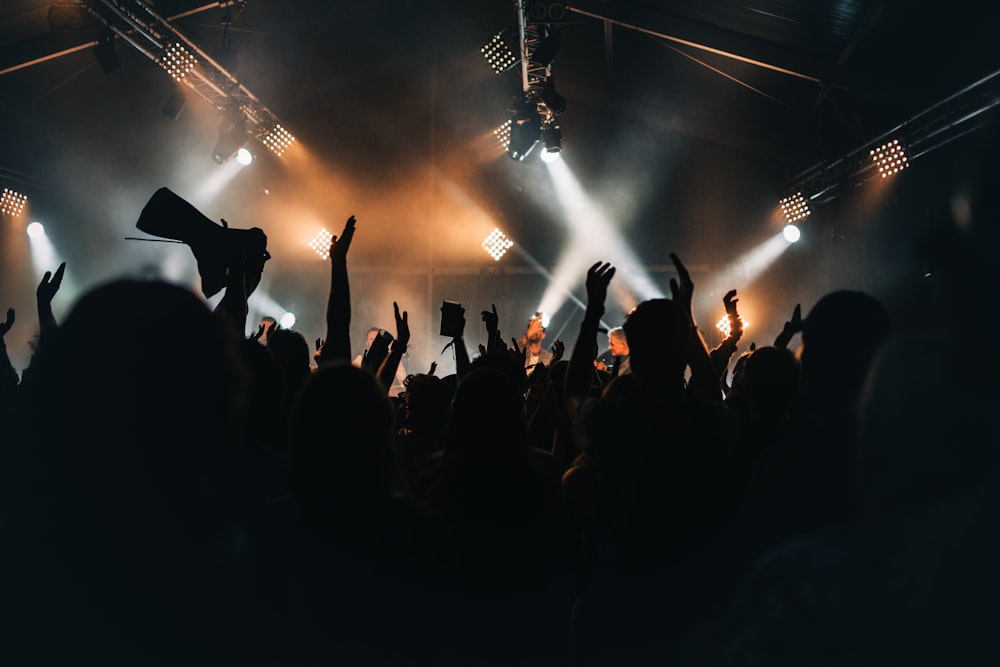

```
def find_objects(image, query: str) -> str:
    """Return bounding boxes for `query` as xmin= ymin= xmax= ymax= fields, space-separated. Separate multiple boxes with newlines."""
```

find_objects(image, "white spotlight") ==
xmin=26 ymin=221 xmax=45 ymax=238
xmin=158 ymin=42 xmax=197 ymax=80
xmin=309 ymin=228 xmax=334 ymax=260
xmin=236 ymin=147 xmax=253 ymax=165
xmin=262 ymin=124 xmax=295 ymax=157
xmin=2 ymin=188 xmax=28 ymax=217
xmin=870 ymin=138 xmax=909 ymax=178
xmin=279 ymin=312 xmax=296 ymax=329
xmin=779 ymin=193 xmax=810 ymax=223
xmin=482 ymin=228 xmax=514 ymax=261
xmin=540 ymin=148 xmax=561 ymax=163
xmin=783 ymin=224 xmax=801 ymax=243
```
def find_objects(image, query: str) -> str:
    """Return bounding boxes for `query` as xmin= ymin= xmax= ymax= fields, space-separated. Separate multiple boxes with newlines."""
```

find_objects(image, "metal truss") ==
xmin=72 ymin=0 xmax=289 ymax=154
xmin=784 ymin=68 xmax=1000 ymax=205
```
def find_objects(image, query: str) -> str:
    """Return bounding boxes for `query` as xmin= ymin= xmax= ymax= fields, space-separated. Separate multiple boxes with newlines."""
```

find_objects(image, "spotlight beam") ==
xmin=695 ymin=231 xmax=791 ymax=313
xmin=513 ymin=246 xmax=611 ymax=331
xmin=541 ymin=157 xmax=665 ymax=318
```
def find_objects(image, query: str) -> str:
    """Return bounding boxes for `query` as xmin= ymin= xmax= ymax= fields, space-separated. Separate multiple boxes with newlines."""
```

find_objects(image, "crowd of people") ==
xmin=1 ymin=167 xmax=997 ymax=666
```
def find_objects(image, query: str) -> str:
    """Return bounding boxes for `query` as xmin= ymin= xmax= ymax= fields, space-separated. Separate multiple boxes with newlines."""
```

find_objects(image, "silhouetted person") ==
xmin=740 ymin=289 xmax=892 ymax=568
xmin=424 ymin=366 xmax=570 ymax=665
xmin=3 ymin=278 xmax=265 ymax=666
xmin=281 ymin=361 xmax=439 ymax=665
xmin=563 ymin=257 xmax=730 ymax=664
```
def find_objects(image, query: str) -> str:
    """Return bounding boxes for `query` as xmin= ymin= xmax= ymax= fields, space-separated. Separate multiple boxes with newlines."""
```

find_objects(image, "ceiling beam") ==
xmin=566 ymin=0 xmax=827 ymax=84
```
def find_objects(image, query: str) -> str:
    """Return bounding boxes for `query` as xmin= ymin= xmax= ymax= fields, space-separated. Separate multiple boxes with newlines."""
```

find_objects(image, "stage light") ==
xmin=783 ymin=224 xmax=801 ymax=243
xmin=481 ymin=32 xmax=517 ymax=74
xmin=540 ymin=121 xmax=561 ymax=158
xmin=508 ymin=96 xmax=542 ymax=161
xmin=870 ymin=138 xmax=909 ymax=178
xmin=1 ymin=188 xmax=28 ymax=217
xmin=779 ymin=192 xmax=810 ymax=223
xmin=309 ymin=228 xmax=334 ymax=260
xmin=158 ymin=42 xmax=197 ymax=81
xmin=483 ymin=228 xmax=514 ymax=261
xmin=26 ymin=221 xmax=45 ymax=238
xmin=212 ymin=110 xmax=247 ymax=164
xmin=494 ymin=119 xmax=512 ymax=150
xmin=716 ymin=314 xmax=748 ymax=338
xmin=527 ymin=2 xmax=567 ymax=23
xmin=236 ymin=147 xmax=253 ymax=165
xmin=262 ymin=124 xmax=295 ymax=157
xmin=279 ymin=312 xmax=296 ymax=329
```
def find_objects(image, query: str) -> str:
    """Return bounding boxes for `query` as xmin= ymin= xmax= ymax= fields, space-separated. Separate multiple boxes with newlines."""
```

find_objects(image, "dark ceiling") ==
xmin=1 ymin=1 xmax=998 ymax=370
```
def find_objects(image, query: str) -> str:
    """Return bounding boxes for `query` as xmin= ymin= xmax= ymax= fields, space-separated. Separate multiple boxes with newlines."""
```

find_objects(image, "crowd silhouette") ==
xmin=1 ymin=147 xmax=998 ymax=666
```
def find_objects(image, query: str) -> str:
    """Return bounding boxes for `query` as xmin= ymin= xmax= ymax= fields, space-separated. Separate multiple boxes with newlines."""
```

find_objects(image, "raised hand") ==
xmin=320 ymin=215 xmax=356 ymax=365
xmin=511 ymin=337 xmax=527 ymax=366
xmin=250 ymin=322 xmax=266 ymax=342
xmin=428 ymin=361 xmax=437 ymax=376
xmin=723 ymin=289 xmax=739 ymax=317
xmin=330 ymin=215 xmax=356 ymax=264
xmin=481 ymin=304 xmax=499 ymax=339
xmin=585 ymin=262 xmax=616 ymax=318
xmin=568 ymin=262 xmax=616 ymax=406
xmin=550 ymin=338 xmax=565 ymax=365
xmin=774 ymin=303 xmax=802 ymax=349
xmin=0 ymin=308 xmax=14 ymax=338
xmin=393 ymin=301 xmax=410 ymax=347
xmin=37 ymin=262 xmax=66 ymax=307
xmin=36 ymin=262 xmax=66 ymax=336
xmin=669 ymin=253 xmax=694 ymax=314
xmin=723 ymin=289 xmax=744 ymax=338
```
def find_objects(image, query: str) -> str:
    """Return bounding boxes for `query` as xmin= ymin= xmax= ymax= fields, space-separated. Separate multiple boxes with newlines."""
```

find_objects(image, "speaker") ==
xmin=527 ymin=2 xmax=566 ymax=24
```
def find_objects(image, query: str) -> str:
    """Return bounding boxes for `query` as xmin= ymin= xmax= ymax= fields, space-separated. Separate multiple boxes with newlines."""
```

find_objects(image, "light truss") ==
xmin=41 ymin=1 xmax=293 ymax=158
xmin=783 ymin=68 xmax=1000 ymax=205
xmin=504 ymin=0 xmax=563 ymax=159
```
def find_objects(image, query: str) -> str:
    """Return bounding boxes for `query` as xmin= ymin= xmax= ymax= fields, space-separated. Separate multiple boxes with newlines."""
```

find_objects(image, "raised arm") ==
xmin=213 ymin=242 xmax=250 ymax=334
xmin=566 ymin=261 xmax=615 ymax=412
xmin=669 ymin=253 xmax=719 ymax=402
xmin=1 ymin=308 xmax=18 ymax=397
xmin=450 ymin=306 xmax=471 ymax=379
xmin=709 ymin=289 xmax=745 ymax=381
xmin=377 ymin=302 xmax=410 ymax=393
xmin=480 ymin=303 xmax=505 ymax=354
xmin=773 ymin=303 xmax=802 ymax=350
xmin=36 ymin=262 xmax=66 ymax=339
xmin=317 ymin=215 xmax=356 ymax=365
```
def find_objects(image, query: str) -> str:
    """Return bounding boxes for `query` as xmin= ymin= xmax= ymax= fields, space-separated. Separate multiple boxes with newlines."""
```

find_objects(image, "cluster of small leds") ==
xmin=715 ymin=315 xmax=747 ymax=338
xmin=482 ymin=228 xmax=513 ymax=261
xmin=263 ymin=124 xmax=296 ymax=157
xmin=494 ymin=119 xmax=512 ymax=150
xmin=159 ymin=42 xmax=197 ymax=80
xmin=0 ymin=188 xmax=27 ymax=217
xmin=309 ymin=228 xmax=334 ymax=260
xmin=870 ymin=139 xmax=909 ymax=178
xmin=481 ymin=34 xmax=517 ymax=74
xmin=779 ymin=193 xmax=810 ymax=223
